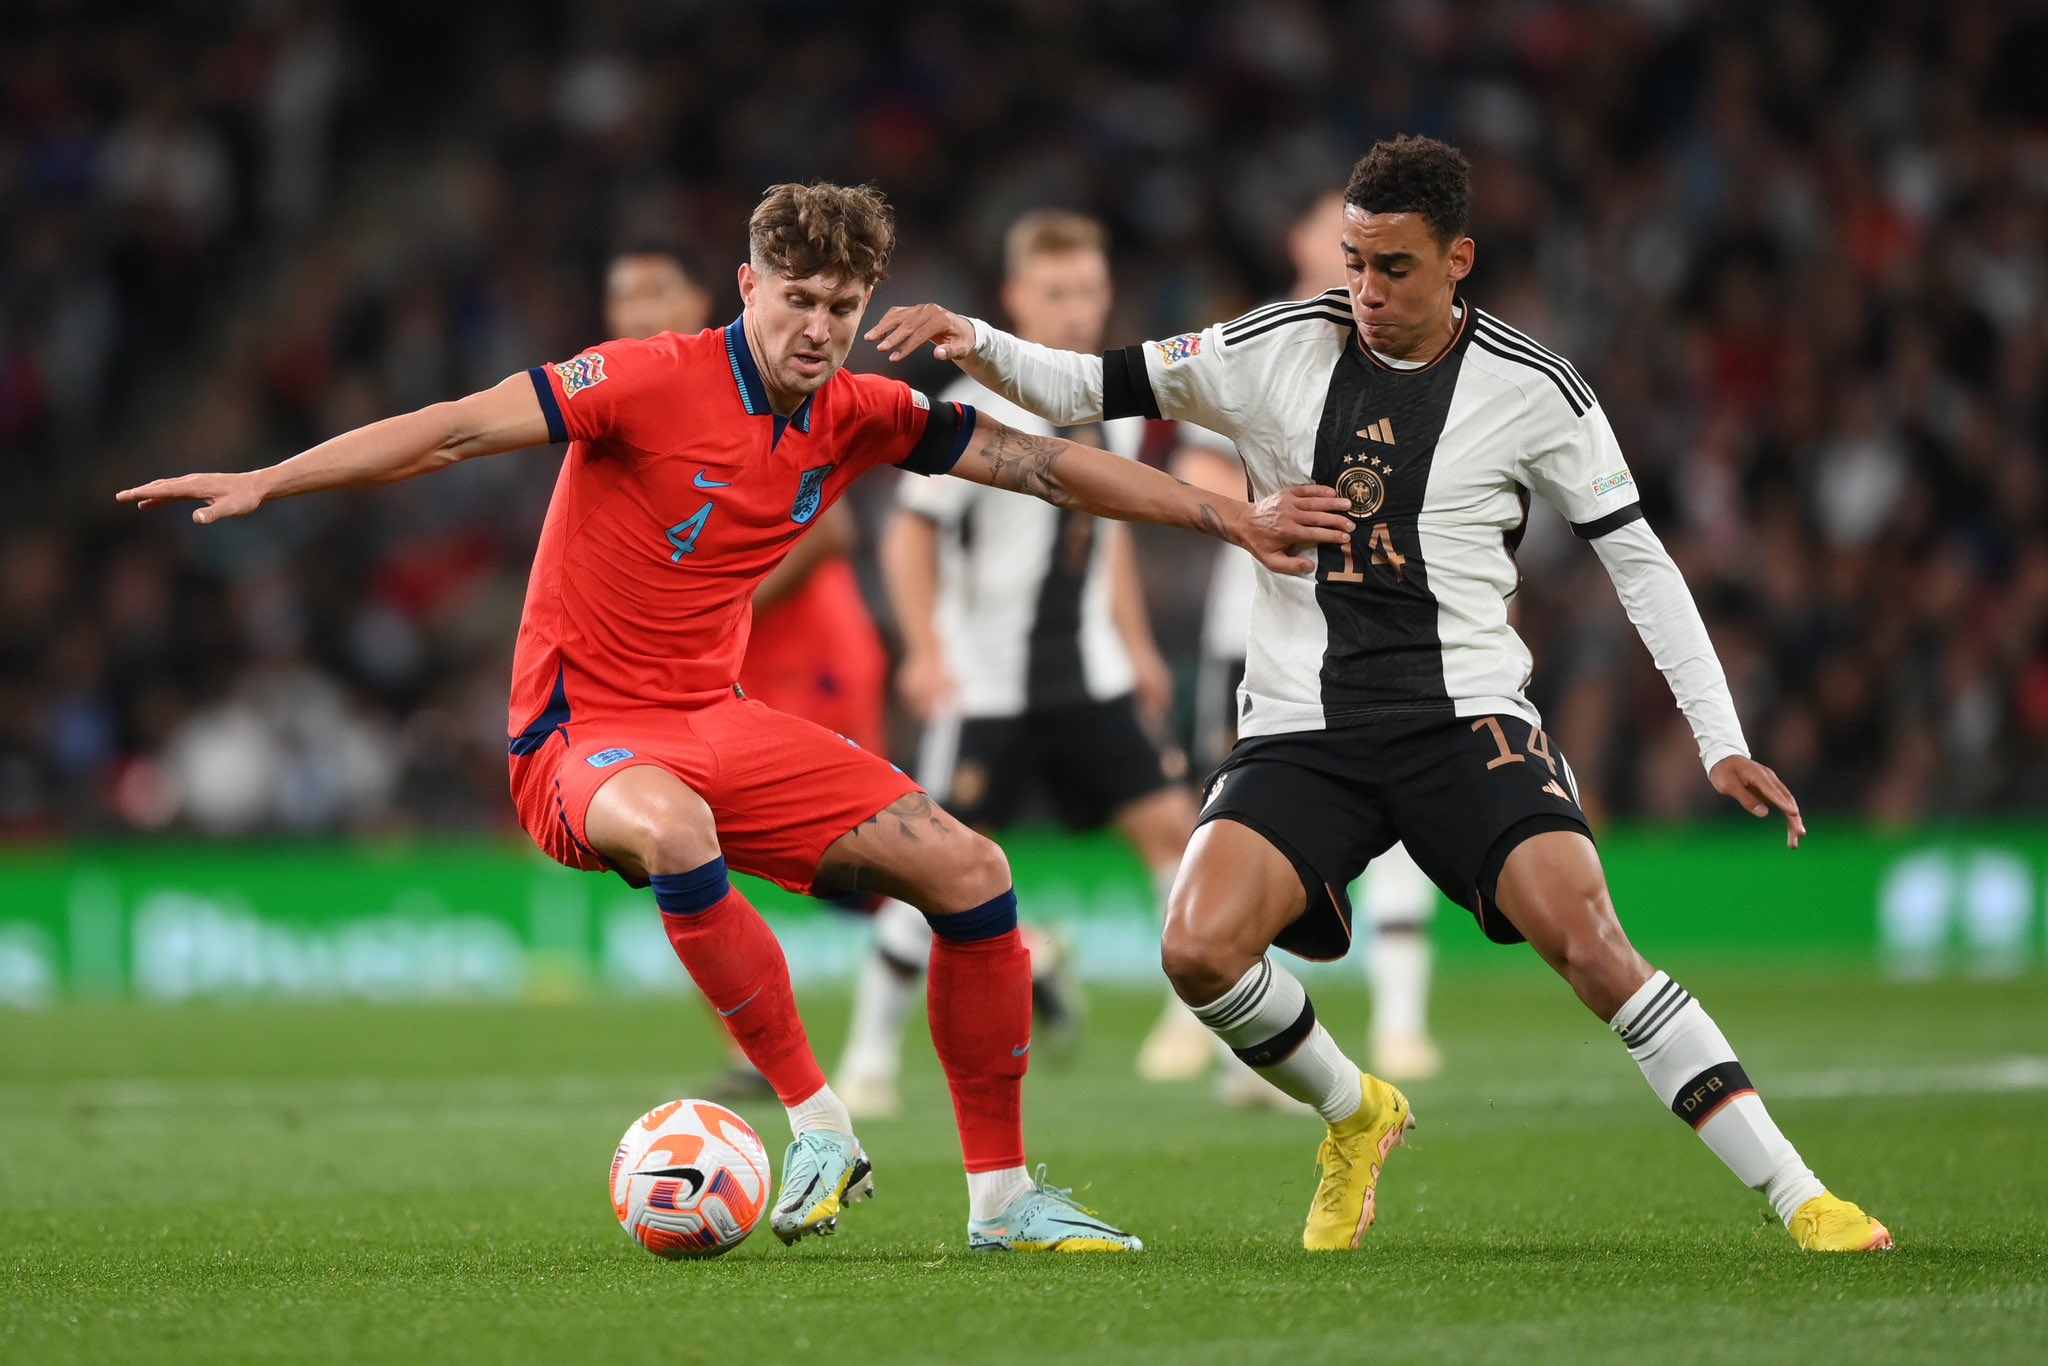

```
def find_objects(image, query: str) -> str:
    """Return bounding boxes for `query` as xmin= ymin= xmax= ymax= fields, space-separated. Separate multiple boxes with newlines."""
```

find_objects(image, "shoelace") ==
xmin=1028 ymin=1163 xmax=1104 ymax=1220
xmin=1310 ymin=1134 xmax=1357 ymax=1219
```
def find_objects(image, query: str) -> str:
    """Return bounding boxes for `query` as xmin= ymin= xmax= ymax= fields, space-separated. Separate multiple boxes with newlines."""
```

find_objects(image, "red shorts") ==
xmin=508 ymin=692 xmax=919 ymax=893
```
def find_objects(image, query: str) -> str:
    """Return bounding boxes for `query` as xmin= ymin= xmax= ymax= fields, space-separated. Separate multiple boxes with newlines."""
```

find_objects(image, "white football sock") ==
xmin=1192 ymin=957 xmax=1364 ymax=1123
xmin=967 ymin=1165 xmax=1033 ymax=1221
xmin=1363 ymin=842 xmax=1434 ymax=1042
xmin=875 ymin=895 xmax=936 ymax=964
xmin=785 ymin=1083 xmax=854 ymax=1138
xmin=1367 ymin=926 xmax=1431 ymax=1043
xmin=1611 ymin=971 xmax=1826 ymax=1226
xmin=836 ymin=900 xmax=929 ymax=1082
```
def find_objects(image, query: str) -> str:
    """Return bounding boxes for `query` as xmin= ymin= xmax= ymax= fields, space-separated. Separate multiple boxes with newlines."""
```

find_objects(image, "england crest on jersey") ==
xmin=791 ymin=464 xmax=836 ymax=524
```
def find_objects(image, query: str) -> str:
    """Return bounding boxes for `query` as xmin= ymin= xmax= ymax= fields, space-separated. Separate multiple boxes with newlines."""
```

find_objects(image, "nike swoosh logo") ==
xmin=694 ymin=472 xmax=731 ymax=489
xmin=1012 ymin=1041 xmax=1032 ymax=1057
xmin=718 ymin=990 xmax=761 ymax=1018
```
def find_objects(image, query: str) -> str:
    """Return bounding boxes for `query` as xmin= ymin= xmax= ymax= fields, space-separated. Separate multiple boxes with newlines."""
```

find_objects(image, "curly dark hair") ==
xmin=1343 ymin=136 xmax=1472 ymax=245
xmin=748 ymin=181 xmax=896 ymax=286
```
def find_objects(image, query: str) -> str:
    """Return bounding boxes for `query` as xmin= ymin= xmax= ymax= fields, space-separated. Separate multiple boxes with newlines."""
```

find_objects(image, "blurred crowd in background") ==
xmin=4 ymin=0 xmax=2046 ymax=837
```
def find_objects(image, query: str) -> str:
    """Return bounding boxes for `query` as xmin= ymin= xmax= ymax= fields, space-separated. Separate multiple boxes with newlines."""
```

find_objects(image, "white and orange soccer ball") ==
xmin=610 ymin=1099 xmax=772 ymax=1259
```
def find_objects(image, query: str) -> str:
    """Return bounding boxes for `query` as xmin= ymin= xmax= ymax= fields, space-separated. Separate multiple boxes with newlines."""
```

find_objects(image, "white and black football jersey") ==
xmin=897 ymin=377 xmax=1145 ymax=718
xmin=965 ymin=290 xmax=1748 ymax=768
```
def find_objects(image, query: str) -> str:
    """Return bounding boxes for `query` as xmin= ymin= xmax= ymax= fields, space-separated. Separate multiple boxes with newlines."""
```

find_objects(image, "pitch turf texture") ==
xmin=5 ymin=968 xmax=2044 ymax=1364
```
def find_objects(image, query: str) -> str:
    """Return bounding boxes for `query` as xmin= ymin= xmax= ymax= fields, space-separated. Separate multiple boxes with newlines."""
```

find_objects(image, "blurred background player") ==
xmin=835 ymin=210 xmax=1205 ymax=1117
xmin=1175 ymin=191 xmax=1443 ymax=1095
xmin=601 ymin=241 xmax=889 ymax=1104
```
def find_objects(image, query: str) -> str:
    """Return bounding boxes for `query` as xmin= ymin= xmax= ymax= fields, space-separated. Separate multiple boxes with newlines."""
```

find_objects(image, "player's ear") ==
xmin=738 ymin=263 xmax=758 ymax=305
xmin=1447 ymin=237 xmax=1475 ymax=283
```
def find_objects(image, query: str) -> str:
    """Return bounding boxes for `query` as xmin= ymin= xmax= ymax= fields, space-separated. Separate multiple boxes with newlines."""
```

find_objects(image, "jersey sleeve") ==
xmin=855 ymin=376 xmax=978 ymax=478
xmin=1101 ymin=321 xmax=1238 ymax=435
xmin=1519 ymin=393 xmax=1644 ymax=541
xmin=526 ymin=336 xmax=681 ymax=448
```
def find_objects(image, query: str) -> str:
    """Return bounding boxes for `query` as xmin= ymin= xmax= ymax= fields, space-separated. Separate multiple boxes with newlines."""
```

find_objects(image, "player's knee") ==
xmin=1159 ymin=913 xmax=1243 ymax=1005
xmin=930 ymin=830 xmax=1010 ymax=911
xmin=598 ymin=783 xmax=718 ymax=875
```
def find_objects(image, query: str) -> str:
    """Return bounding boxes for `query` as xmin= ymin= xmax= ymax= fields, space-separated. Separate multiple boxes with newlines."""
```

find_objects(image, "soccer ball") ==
xmin=610 ymin=1099 xmax=772 ymax=1259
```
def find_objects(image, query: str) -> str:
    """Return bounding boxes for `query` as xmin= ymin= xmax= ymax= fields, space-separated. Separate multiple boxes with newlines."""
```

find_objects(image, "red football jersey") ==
xmin=508 ymin=319 xmax=974 ymax=746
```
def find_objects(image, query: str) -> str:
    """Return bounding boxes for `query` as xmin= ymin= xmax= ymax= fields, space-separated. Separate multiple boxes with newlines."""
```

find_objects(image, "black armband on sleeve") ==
xmin=897 ymin=401 xmax=977 ymax=476
xmin=526 ymin=367 xmax=568 ymax=444
xmin=1570 ymin=503 xmax=1646 ymax=541
xmin=1102 ymin=345 xmax=1161 ymax=420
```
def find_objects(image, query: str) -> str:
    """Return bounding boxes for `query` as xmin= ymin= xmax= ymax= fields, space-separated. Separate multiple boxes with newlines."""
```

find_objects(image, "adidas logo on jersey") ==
xmin=1357 ymin=418 xmax=1395 ymax=444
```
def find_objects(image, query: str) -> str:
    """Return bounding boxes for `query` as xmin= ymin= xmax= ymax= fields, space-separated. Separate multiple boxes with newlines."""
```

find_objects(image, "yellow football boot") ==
xmin=1303 ymin=1073 xmax=1414 ymax=1251
xmin=1788 ymin=1193 xmax=1893 ymax=1252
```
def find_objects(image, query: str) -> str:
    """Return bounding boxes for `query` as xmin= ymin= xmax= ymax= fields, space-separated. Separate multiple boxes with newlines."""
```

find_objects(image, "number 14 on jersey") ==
xmin=1326 ymin=521 xmax=1407 ymax=584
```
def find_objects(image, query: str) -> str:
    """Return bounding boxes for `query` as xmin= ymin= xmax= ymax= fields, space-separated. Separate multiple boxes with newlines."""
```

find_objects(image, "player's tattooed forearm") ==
xmin=982 ymin=424 xmax=1071 ymax=506
xmin=1196 ymin=502 xmax=1226 ymax=540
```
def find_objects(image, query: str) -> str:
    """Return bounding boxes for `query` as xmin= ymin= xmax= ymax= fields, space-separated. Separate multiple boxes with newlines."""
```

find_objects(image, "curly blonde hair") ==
xmin=748 ymin=182 xmax=896 ymax=286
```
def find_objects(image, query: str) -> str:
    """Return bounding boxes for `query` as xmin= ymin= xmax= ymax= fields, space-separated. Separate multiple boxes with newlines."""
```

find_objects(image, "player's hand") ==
xmin=1130 ymin=645 xmax=1174 ymax=723
xmin=115 ymin=471 xmax=265 ymax=524
xmin=1709 ymin=755 xmax=1806 ymax=849
xmin=866 ymin=304 xmax=978 ymax=363
xmin=896 ymin=646 xmax=958 ymax=723
xmin=1234 ymin=484 xmax=1354 ymax=575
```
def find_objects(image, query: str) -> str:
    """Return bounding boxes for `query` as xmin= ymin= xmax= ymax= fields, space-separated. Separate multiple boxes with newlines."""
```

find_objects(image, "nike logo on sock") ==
xmin=694 ymin=471 xmax=731 ymax=489
xmin=718 ymin=990 xmax=761 ymax=1018
xmin=1012 ymin=1041 xmax=1032 ymax=1057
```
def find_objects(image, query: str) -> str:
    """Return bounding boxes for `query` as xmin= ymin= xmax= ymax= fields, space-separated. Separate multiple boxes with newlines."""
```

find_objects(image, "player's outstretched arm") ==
xmin=868 ymin=304 xmax=1106 ymax=425
xmin=1589 ymin=519 xmax=1807 ymax=848
xmin=116 ymin=374 xmax=554 ymax=523
xmin=951 ymin=416 xmax=1350 ymax=576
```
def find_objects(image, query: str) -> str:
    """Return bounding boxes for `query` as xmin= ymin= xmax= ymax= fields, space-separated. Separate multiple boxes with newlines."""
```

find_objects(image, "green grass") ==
xmin=3 ymin=965 xmax=2045 ymax=1364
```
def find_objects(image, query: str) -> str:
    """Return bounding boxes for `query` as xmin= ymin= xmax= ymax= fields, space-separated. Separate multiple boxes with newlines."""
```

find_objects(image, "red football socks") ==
xmin=925 ymin=891 xmax=1030 ymax=1173
xmin=656 ymin=868 xmax=825 ymax=1107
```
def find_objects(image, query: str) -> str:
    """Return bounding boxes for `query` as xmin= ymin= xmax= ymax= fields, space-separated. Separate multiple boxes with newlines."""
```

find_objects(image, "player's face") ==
xmin=1340 ymin=206 xmax=1474 ymax=362
xmin=738 ymin=265 xmax=873 ymax=408
xmin=605 ymin=256 xmax=713 ymax=340
xmin=1002 ymin=248 xmax=1113 ymax=352
xmin=1289 ymin=192 xmax=1351 ymax=294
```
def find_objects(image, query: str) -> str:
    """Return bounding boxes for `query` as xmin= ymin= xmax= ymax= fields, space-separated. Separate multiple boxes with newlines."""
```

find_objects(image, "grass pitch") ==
xmin=4 ymin=964 xmax=2045 ymax=1364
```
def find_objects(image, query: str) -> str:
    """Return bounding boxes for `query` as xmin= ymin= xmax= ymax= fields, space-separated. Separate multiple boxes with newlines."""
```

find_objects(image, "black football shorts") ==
xmin=1196 ymin=710 xmax=1593 ymax=959
xmin=930 ymin=693 xmax=1182 ymax=832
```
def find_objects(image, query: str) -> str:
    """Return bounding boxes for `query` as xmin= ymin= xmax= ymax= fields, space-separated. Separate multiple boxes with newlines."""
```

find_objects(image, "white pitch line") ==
xmin=1436 ymin=1056 xmax=2048 ymax=1111
xmin=2 ymin=1058 xmax=2045 ymax=1121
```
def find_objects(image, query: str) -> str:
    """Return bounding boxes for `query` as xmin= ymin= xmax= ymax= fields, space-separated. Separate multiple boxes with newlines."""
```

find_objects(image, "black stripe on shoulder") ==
xmin=1477 ymin=310 xmax=1594 ymax=386
xmin=1473 ymin=321 xmax=1593 ymax=409
xmin=1220 ymin=298 xmax=1308 ymax=335
xmin=1103 ymin=344 xmax=1161 ymax=420
xmin=1227 ymin=308 xmax=1352 ymax=348
xmin=1220 ymin=288 xmax=1350 ymax=341
xmin=1571 ymin=503 xmax=1645 ymax=541
xmin=1474 ymin=314 xmax=1594 ymax=407
xmin=1223 ymin=295 xmax=1349 ymax=343
xmin=1471 ymin=334 xmax=1588 ymax=416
